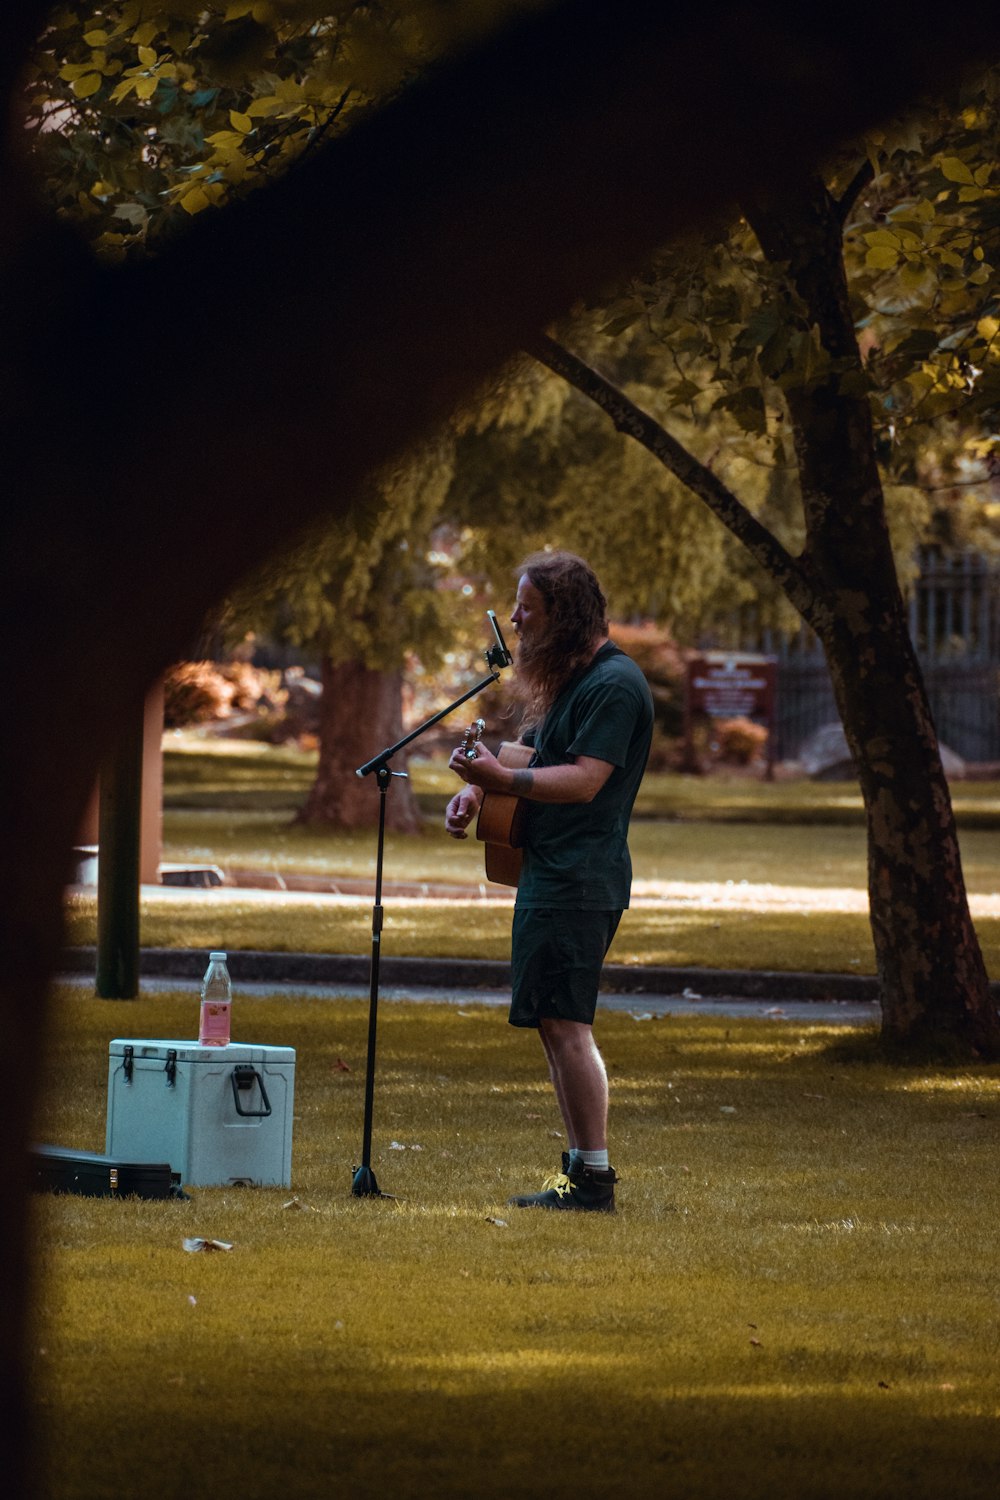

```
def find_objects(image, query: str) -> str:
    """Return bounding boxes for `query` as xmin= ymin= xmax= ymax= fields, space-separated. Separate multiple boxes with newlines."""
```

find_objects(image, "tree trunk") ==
xmin=746 ymin=180 xmax=1000 ymax=1057
xmin=299 ymin=658 xmax=423 ymax=832
xmin=822 ymin=606 xmax=997 ymax=1053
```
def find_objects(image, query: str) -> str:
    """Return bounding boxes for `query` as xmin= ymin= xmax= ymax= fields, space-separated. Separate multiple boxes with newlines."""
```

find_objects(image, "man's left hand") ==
xmin=447 ymin=740 xmax=510 ymax=793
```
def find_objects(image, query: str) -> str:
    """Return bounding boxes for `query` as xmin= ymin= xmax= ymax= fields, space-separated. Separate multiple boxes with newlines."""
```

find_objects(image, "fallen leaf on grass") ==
xmin=631 ymin=1012 xmax=654 ymax=1022
xmin=878 ymin=1380 xmax=891 ymax=1389
xmin=485 ymin=1217 xmax=508 ymax=1228
xmin=333 ymin=1058 xmax=351 ymax=1072
xmin=182 ymin=1238 xmax=233 ymax=1253
xmin=749 ymin=1338 xmax=762 ymax=1348
xmin=282 ymin=1196 xmax=319 ymax=1212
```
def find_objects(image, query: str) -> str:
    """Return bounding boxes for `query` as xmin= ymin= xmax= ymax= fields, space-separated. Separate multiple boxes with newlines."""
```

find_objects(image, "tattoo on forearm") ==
xmin=511 ymin=769 xmax=534 ymax=796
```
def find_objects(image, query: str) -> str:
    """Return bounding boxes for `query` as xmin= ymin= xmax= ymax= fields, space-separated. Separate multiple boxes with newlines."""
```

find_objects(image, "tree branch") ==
xmin=836 ymin=158 xmax=876 ymax=226
xmin=526 ymin=332 xmax=821 ymax=626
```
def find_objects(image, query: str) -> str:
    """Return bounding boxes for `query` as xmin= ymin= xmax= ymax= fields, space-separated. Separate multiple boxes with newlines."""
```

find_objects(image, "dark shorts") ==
xmin=509 ymin=907 xmax=623 ymax=1028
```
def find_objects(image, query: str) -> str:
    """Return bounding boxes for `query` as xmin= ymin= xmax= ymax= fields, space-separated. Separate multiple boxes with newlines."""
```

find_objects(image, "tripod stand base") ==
xmin=351 ymin=1164 xmax=393 ymax=1199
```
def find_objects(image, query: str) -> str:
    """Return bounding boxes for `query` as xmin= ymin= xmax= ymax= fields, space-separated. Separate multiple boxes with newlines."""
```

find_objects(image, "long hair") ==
xmin=515 ymin=550 xmax=607 ymax=727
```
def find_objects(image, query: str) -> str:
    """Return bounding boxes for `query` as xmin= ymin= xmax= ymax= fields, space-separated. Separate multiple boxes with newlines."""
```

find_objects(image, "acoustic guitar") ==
xmin=459 ymin=720 xmax=535 ymax=887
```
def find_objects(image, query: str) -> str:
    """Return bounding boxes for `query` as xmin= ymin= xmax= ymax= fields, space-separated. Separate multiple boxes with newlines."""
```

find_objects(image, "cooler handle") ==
xmin=230 ymin=1065 xmax=272 ymax=1118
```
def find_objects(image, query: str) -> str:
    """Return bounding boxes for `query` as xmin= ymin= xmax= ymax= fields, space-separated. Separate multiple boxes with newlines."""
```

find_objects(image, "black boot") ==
xmin=508 ymin=1160 xmax=617 ymax=1213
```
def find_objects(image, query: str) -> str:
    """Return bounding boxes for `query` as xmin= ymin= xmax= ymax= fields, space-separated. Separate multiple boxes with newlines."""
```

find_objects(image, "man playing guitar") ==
xmin=447 ymin=551 xmax=654 ymax=1212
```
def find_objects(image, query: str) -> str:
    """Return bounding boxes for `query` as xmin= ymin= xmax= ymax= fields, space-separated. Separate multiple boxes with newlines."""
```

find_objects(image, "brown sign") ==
xmin=682 ymin=651 xmax=778 ymax=775
xmin=687 ymin=653 xmax=776 ymax=721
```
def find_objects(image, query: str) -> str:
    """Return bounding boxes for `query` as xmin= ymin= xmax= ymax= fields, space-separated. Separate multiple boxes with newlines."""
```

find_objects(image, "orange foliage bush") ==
xmin=163 ymin=661 xmax=285 ymax=728
xmin=712 ymin=716 xmax=769 ymax=765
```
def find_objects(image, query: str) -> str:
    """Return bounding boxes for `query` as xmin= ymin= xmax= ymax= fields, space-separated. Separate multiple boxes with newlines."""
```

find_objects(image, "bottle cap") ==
xmin=209 ymin=951 xmax=227 ymax=961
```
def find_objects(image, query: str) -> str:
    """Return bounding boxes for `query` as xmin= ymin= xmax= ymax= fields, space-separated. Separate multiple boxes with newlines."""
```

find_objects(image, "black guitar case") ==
xmin=29 ymin=1144 xmax=189 ymax=1200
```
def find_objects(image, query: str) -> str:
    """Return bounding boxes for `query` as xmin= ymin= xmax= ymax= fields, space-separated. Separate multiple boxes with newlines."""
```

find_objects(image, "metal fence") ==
xmin=709 ymin=552 xmax=1000 ymax=764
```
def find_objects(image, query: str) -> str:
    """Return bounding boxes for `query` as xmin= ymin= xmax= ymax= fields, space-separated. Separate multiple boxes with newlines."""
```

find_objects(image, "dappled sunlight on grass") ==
xmin=64 ymin=888 xmax=888 ymax=971
xmin=874 ymin=1072 xmax=1000 ymax=1094
xmin=31 ymin=992 xmax=1000 ymax=1498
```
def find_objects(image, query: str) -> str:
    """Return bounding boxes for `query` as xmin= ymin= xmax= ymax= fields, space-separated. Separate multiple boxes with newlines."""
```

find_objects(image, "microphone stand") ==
xmin=351 ymin=635 xmax=512 ymax=1198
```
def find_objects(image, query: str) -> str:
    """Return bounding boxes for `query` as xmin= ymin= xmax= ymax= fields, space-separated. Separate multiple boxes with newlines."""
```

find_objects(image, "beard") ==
xmin=513 ymin=628 xmax=546 ymax=687
xmin=513 ymin=625 xmax=579 ymax=727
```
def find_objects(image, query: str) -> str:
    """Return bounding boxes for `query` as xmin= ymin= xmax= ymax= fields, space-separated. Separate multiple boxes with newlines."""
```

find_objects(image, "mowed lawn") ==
xmin=61 ymin=741 xmax=1000 ymax=977
xmin=29 ymin=987 xmax=1000 ymax=1500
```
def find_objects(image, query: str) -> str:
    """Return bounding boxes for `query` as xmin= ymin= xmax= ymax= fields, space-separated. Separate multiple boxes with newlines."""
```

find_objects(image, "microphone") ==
xmin=487 ymin=610 xmax=513 ymax=667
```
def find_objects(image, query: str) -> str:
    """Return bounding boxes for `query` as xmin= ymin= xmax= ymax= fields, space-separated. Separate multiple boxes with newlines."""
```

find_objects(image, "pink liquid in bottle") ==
xmin=199 ymin=951 xmax=232 ymax=1046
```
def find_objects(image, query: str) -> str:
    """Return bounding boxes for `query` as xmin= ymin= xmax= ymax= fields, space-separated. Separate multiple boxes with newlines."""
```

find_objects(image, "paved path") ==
xmin=232 ymin=978 xmax=881 ymax=1025
xmin=58 ymin=950 xmax=882 ymax=1025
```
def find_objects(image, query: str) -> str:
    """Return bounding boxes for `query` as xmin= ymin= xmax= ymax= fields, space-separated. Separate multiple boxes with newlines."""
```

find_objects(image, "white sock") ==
xmin=578 ymin=1149 xmax=609 ymax=1170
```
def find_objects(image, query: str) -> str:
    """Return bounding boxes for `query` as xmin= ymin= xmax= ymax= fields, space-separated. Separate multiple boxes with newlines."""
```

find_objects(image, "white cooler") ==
xmin=106 ymin=1039 xmax=296 ymax=1188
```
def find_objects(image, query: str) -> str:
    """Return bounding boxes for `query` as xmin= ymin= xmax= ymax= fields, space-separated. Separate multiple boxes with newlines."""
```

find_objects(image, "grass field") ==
xmin=61 ymin=741 xmax=1000 ymax=977
xmin=29 ymin=987 xmax=1000 ymax=1500
xmin=163 ymin=735 xmax=1000 ymax=828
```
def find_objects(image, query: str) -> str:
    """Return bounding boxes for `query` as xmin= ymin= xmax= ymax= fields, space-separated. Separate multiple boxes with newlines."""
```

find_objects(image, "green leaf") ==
xmin=713 ymin=386 xmax=767 ymax=436
xmin=940 ymin=156 xmax=976 ymax=185
xmin=732 ymin=303 xmax=784 ymax=357
xmin=71 ymin=73 xmax=103 ymax=99
xmin=179 ymin=185 xmax=210 ymax=215
xmin=865 ymin=228 xmax=900 ymax=247
xmin=666 ymin=378 xmax=702 ymax=408
xmin=601 ymin=310 xmax=640 ymax=337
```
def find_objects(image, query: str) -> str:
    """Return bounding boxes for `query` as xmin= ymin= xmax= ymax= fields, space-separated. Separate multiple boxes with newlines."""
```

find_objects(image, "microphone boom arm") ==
xmin=356 ymin=616 xmax=513 ymax=777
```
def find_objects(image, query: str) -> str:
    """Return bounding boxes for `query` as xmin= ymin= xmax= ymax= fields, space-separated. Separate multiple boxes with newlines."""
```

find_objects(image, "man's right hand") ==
xmin=445 ymin=787 xmax=482 ymax=839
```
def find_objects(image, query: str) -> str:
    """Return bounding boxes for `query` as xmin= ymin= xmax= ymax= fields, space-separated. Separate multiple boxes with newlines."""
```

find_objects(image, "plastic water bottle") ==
xmin=198 ymin=951 xmax=232 ymax=1046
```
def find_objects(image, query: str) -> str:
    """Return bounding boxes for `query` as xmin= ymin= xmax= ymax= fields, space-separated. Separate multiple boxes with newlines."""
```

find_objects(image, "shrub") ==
xmin=610 ymin=622 xmax=686 ymax=737
xmin=163 ymin=661 xmax=233 ymax=726
xmin=163 ymin=661 xmax=286 ymax=728
xmin=712 ymin=716 xmax=769 ymax=765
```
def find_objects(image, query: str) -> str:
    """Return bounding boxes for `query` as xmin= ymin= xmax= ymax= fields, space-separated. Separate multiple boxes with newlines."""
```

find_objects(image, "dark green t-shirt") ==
xmin=516 ymin=642 xmax=654 ymax=910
